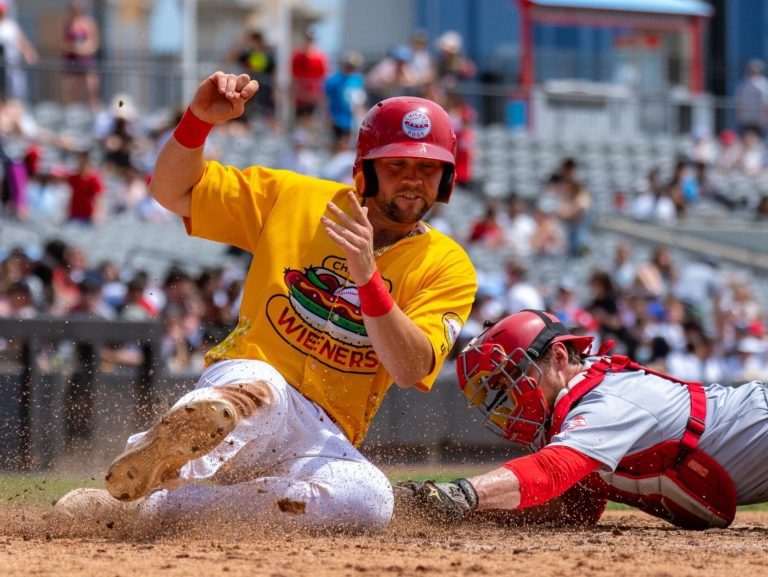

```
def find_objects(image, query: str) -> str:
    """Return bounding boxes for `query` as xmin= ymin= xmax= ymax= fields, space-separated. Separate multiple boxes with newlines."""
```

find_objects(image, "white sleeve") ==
xmin=548 ymin=390 xmax=663 ymax=471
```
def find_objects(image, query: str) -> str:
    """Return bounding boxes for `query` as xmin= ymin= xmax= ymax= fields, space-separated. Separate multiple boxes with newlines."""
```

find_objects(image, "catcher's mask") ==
xmin=456 ymin=309 xmax=593 ymax=451
xmin=353 ymin=96 xmax=457 ymax=202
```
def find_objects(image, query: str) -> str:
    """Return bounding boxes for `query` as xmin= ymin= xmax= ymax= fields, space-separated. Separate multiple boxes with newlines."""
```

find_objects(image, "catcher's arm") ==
xmin=397 ymin=446 xmax=604 ymax=523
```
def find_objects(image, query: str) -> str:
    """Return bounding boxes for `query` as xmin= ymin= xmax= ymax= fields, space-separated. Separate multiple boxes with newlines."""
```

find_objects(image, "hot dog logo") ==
xmin=284 ymin=264 xmax=367 ymax=346
xmin=266 ymin=256 xmax=391 ymax=374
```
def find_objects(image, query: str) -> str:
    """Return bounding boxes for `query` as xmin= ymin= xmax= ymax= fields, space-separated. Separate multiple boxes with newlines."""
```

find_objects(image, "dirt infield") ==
xmin=2 ymin=503 xmax=767 ymax=577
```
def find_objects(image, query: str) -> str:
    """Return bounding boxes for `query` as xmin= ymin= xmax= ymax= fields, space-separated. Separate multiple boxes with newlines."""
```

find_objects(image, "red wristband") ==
xmin=357 ymin=270 xmax=394 ymax=317
xmin=173 ymin=107 xmax=214 ymax=149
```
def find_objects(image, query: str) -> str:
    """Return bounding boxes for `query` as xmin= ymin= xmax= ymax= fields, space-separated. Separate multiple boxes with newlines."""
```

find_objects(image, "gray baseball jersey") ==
xmin=549 ymin=362 xmax=768 ymax=504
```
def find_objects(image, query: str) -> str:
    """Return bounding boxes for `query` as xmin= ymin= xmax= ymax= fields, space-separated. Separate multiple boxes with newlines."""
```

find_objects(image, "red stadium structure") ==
xmin=516 ymin=0 xmax=713 ymax=93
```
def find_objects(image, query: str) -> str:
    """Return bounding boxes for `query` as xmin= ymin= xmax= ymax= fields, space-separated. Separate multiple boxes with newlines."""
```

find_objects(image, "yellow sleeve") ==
xmin=401 ymin=247 xmax=477 ymax=392
xmin=184 ymin=161 xmax=286 ymax=252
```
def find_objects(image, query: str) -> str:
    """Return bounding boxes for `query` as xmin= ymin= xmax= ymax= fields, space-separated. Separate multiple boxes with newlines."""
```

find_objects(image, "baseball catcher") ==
xmin=399 ymin=309 xmax=768 ymax=529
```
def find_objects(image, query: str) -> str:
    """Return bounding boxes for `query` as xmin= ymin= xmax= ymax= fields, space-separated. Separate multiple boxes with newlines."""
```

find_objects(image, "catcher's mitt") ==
xmin=395 ymin=478 xmax=478 ymax=523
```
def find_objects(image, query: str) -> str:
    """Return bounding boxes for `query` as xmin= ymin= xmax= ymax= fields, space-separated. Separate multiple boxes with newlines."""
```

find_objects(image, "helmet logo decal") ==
xmin=402 ymin=110 xmax=431 ymax=139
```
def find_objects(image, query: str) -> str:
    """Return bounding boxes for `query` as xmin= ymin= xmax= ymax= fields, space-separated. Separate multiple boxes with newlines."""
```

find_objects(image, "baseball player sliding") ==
xmin=54 ymin=71 xmax=476 ymax=531
xmin=400 ymin=309 xmax=768 ymax=529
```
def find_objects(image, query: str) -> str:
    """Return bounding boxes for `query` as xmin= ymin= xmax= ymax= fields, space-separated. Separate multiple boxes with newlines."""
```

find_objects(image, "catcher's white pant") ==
xmin=125 ymin=359 xmax=393 ymax=531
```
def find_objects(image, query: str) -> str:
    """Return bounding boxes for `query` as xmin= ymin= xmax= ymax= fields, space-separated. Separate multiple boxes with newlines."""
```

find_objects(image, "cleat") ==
xmin=105 ymin=398 xmax=239 ymax=501
xmin=51 ymin=488 xmax=145 ymax=527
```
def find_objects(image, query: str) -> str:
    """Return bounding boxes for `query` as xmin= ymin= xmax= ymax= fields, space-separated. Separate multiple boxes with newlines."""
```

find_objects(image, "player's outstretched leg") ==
xmin=105 ymin=382 xmax=271 ymax=501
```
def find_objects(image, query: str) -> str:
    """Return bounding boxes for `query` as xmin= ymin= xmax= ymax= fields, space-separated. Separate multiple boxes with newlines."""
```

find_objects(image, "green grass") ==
xmin=0 ymin=475 xmax=102 ymax=507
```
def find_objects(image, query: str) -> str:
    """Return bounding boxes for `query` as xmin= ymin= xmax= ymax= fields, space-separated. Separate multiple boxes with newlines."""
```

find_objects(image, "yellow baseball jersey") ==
xmin=185 ymin=161 xmax=477 ymax=445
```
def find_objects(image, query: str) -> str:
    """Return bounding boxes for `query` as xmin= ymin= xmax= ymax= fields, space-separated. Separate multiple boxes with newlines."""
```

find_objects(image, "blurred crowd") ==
xmin=455 ymin=242 xmax=768 ymax=384
xmin=2 ymin=11 xmax=768 ymax=383
xmin=0 ymin=238 xmax=247 ymax=376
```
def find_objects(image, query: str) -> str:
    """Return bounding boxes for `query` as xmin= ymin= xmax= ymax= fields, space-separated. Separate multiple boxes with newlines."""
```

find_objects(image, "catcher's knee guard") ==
xmin=105 ymin=382 xmax=272 ymax=502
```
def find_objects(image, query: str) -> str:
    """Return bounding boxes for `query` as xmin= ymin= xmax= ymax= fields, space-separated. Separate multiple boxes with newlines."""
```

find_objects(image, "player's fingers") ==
xmin=346 ymin=191 xmax=370 ymax=225
xmin=326 ymin=202 xmax=365 ymax=232
xmin=324 ymin=226 xmax=360 ymax=253
xmin=240 ymin=79 xmax=260 ymax=100
xmin=211 ymin=71 xmax=228 ymax=94
xmin=321 ymin=215 xmax=369 ymax=247
xmin=225 ymin=74 xmax=240 ymax=99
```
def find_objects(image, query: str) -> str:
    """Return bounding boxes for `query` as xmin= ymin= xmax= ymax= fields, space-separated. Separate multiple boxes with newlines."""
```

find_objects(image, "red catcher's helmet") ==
xmin=353 ymin=97 xmax=457 ymax=202
xmin=456 ymin=309 xmax=594 ymax=450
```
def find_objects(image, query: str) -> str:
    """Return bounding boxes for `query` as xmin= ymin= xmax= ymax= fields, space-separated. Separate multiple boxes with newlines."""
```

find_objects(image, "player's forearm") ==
xmin=469 ymin=467 xmax=522 ymax=511
xmin=149 ymin=137 xmax=205 ymax=218
xmin=364 ymin=307 xmax=434 ymax=388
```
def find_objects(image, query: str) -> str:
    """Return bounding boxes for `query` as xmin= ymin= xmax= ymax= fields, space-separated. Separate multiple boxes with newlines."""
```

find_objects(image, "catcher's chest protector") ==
xmin=547 ymin=355 xmax=736 ymax=530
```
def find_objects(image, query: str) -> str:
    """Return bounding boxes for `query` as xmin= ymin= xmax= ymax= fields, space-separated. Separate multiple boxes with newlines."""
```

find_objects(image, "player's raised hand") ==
xmin=322 ymin=191 xmax=377 ymax=285
xmin=189 ymin=71 xmax=259 ymax=125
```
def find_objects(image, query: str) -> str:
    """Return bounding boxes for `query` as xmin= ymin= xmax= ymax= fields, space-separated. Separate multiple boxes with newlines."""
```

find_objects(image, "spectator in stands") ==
xmin=734 ymin=59 xmax=768 ymax=137
xmin=673 ymin=256 xmax=721 ymax=322
xmin=726 ymin=335 xmax=768 ymax=383
xmin=229 ymin=29 xmax=275 ymax=126
xmin=630 ymin=168 xmax=676 ymax=223
xmin=586 ymin=268 xmax=636 ymax=357
xmin=0 ymin=1 xmax=38 ymax=101
xmin=3 ymin=281 xmax=36 ymax=318
xmin=97 ymin=94 xmax=143 ymax=175
xmin=434 ymin=30 xmax=475 ymax=91
xmin=291 ymin=27 xmax=328 ymax=128
xmin=643 ymin=296 xmax=687 ymax=355
xmin=0 ymin=139 xmax=29 ymax=220
xmin=98 ymin=260 xmax=126 ymax=311
xmin=277 ymin=128 xmax=321 ymax=177
xmin=408 ymin=30 xmax=436 ymax=93
xmin=717 ymin=275 xmax=764 ymax=351
xmin=529 ymin=204 xmax=565 ymax=257
xmin=505 ymin=259 xmax=544 ymax=313
xmin=665 ymin=328 xmax=724 ymax=384
xmin=160 ymin=305 xmax=193 ymax=375
xmin=467 ymin=201 xmax=504 ymax=248
xmin=500 ymin=193 xmax=536 ymax=258
xmin=365 ymin=44 xmax=421 ymax=103
xmin=633 ymin=246 xmax=676 ymax=300
xmin=547 ymin=157 xmax=579 ymax=189
xmin=549 ymin=280 xmax=591 ymax=331
xmin=693 ymin=160 xmax=742 ymax=211
xmin=59 ymin=149 xmax=104 ymax=225
xmin=717 ymin=130 xmax=742 ymax=172
xmin=556 ymin=179 xmax=592 ymax=258
xmin=319 ymin=136 xmax=356 ymax=186
xmin=70 ymin=276 xmax=115 ymax=320
xmin=324 ymin=51 xmax=366 ymax=144
xmin=61 ymin=0 xmax=101 ymax=111
xmin=447 ymin=95 xmax=477 ymax=191
xmin=666 ymin=159 xmax=697 ymax=218
xmin=690 ymin=126 xmax=718 ymax=166
xmin=738 ymin=129 xmax=766 ymax=175
xmin=118 ymin=277 xmax=155 ymax=321
xmin=612 ymin=242 xmax=637 ymax=291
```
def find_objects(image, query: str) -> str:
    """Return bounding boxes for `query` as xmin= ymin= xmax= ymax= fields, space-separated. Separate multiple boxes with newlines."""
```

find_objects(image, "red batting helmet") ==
xmin=353 ymin=96 xmax=457 ymax=202
xmin=456 ymin=309 xmax=594 ymax=450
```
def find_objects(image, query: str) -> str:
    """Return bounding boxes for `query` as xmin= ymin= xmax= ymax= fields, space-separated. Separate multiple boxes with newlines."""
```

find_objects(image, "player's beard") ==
xmin=376 ymin=191 xmax=432 ymax=224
